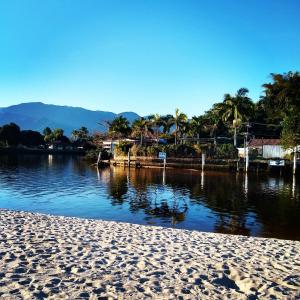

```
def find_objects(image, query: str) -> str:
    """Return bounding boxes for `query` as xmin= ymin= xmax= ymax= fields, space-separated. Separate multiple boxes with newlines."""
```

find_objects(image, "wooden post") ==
xmin=97 ymin=151 xmax=102 ymax=165
xmin=292 ymin=174 xmax=296 ymax=198
xmin=128 ymin=151 xmax=131 ymax=168
xmin=202 ymin=152 xmax=205 ymax=172
xmin=163 ymin=157 xmax=166 ymax=169
xmin=293 ymin=147 xmax=297 ymax=175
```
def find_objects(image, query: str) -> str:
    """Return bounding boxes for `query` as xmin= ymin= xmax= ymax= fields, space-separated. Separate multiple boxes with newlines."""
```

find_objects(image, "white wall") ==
xmin=262 ymin=145 xmax=289 ymax=159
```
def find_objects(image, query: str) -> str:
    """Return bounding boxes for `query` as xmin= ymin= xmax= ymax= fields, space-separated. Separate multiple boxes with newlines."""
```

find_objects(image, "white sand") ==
xmin=0 ymin=210 xmax=299 ymax=299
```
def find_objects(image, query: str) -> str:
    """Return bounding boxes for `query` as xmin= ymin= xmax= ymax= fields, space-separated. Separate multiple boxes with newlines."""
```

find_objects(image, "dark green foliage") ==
xmin=0 ymin=123 xmax=21 ymax=146
xmin=114 ymin=142 xmax=132 ymax=156
xmin=108 ymin=116 xmax=131 ymax=139
xmin=281 ymin=114 xmax=300 ymax=150
xmin=214 ymin=144 xmax=238 ymax=159
xmin=128 ymin=144 xmax=201 ymax=158
xmin=20 ymin=130 xmax=44 ymax=147
xmin=84 ymin=149 xmax=111 ymax=161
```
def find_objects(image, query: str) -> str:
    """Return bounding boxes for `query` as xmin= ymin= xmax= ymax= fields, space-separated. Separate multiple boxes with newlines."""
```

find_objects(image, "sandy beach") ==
xmin=0 ymin=209 xmax=299 ymax=299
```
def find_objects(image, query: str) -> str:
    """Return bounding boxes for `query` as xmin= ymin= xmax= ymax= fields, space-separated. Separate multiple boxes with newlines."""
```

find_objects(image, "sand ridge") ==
xmin=0 ymin=209 xmax=299 ymax=299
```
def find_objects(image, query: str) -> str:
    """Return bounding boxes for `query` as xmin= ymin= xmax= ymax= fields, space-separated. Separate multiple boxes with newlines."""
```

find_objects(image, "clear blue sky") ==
xmin=0 ymin=0 xmax=299 ymax=116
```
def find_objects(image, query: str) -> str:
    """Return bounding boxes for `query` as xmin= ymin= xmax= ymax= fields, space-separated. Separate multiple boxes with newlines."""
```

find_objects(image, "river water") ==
xmin=0 ymin=155 xmax=299 ymax=240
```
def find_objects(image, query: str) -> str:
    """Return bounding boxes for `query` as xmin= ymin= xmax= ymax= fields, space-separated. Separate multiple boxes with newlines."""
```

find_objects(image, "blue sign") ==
xmin=158 ymin=152 xmax=167 ymax=159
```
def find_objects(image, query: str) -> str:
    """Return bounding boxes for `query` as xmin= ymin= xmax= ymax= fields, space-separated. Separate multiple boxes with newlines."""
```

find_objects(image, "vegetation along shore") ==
xmin=1 ymin=72 xmax=299 ymax=173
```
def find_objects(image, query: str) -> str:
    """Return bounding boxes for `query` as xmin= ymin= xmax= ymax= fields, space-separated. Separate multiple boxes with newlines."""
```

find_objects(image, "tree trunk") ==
xmin=140 ymin=133 xmax=143 ymax=146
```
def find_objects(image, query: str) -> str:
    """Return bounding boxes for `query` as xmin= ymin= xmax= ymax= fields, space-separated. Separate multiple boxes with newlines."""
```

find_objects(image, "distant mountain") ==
xmin=0 ymin=102 xmax=140 ymax=136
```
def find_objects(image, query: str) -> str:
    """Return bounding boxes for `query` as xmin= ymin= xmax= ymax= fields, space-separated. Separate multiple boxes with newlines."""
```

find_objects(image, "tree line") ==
xmin=106 ymin=72 xmax=300 ymax=150
xmin=0 ymin=124 xmax=91 ymax=148
xmin=0 ymin=71 xmax=299 ymax=152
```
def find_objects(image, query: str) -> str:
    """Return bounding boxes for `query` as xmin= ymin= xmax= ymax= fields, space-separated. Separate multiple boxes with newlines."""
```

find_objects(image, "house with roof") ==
xmin=247 ymin=138 xmax=291 ymax=159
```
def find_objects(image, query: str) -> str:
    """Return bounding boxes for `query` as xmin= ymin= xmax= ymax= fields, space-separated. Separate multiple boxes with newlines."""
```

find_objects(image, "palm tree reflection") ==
xmin=106 ymin=167 xmax=188 ymax=225
xmin=100 ymin=166 xmax=300 ymax=239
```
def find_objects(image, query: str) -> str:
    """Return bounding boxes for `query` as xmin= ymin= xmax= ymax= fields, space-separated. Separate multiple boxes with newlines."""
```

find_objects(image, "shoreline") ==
xmin=1 ymin=209 xmax=299 ymax=299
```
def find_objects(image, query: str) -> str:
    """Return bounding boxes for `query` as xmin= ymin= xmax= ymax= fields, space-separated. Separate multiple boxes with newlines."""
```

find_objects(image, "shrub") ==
xmin=84 ymin=149 xmax=111 ymax=162
xmin=214 ymin=144 xmax=238 ymax=159
xmin=114 ymin=142 xmax=132 ymax=156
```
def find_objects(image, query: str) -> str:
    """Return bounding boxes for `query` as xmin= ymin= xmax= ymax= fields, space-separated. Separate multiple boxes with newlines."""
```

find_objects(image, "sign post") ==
xmin=159 ymin=152 xmax=167 ymax=169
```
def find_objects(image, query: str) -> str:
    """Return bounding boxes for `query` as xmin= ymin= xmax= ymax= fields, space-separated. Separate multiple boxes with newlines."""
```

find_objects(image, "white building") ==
xmin=247 ymin=139 xmax=291 ymax=159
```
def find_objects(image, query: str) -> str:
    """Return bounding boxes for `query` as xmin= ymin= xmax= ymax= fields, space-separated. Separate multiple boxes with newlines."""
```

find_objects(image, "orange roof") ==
xmin=248 ymin=138 xmax=281 ymax=147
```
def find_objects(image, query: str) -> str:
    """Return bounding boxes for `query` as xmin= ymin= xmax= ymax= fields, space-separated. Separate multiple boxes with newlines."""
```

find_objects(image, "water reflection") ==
xmin=0 ymin=155 xmax=299 ymax=240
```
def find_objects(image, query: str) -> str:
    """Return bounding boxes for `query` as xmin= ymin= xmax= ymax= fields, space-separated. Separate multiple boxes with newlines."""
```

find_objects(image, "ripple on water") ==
xmin=0 ymin=155 xmax=299 ymax=240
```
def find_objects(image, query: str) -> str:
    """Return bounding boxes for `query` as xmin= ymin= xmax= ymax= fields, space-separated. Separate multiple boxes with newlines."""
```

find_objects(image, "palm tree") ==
xmin=179 ymin=120 xmax=190 ymax=144
xmin=203 ymin=109 xmax=222 ymax=146
xmin=160 ymin=114 xmax=174 ymax=134
xmin=148 ymin=114 xmax=162 ymax=144
xmin=131 ymin=118 xmax=152 ymax=145
xmin=217 ymin=88 xmax=253 ymax=146
xmin=171 ymin=108 xmax=188 ymax=145
xmin=72 ymin=126 xmax=89 ymax=141
xmin=107 ymin=116 xmax=131 ymax=141
xmin=190 ymin=116 xmax=205 ymax=144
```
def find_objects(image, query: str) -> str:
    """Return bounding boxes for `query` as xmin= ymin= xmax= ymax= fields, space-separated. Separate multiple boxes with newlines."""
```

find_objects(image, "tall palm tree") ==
xmin=148 ymin=114 xmax=162 ymax=144
xmin=72 ymin=126 xmax=89 ymax=140
xmin=217 ymin=88 xmax=253 ymax=146
xmin=160 ymin=114 xmax=174 ymax=134
xmin=203 ymin=109 xmax=222 ymax=146
xmin=131 ymin=118 xmax=152 ymax=145
xmin=190 ymin=116 xmax=205 ymax=144
xmin=108 ymin=116 xmax=131 ymax=142
xmin=171 ymin=108 xmax=188 ymax=145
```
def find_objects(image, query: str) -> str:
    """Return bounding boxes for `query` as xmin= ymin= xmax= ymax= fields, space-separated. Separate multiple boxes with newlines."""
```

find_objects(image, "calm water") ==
xmin=0 ymin=155 xmax=299 ymax=240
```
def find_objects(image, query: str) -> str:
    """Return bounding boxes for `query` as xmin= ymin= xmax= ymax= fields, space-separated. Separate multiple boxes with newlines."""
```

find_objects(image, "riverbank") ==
xmin=0 ymin=210 xmax=299 ymax=299
xmin=110 ymin=156 xmax=298 ymax=174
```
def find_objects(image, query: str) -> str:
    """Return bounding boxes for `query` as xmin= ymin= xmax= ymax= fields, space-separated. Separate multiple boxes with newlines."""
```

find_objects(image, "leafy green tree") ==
xmin=262 ymin=72 xmax=300 ymax=116
xmin=281 ymin=114 xmax=300 ymax=150
xmin=20 ymin=130 xmax=44 ymax=147
xmin=0 ymin=123 xmax=21 ymax=146
xmin=260 ymin=72 xmax=300 ymax=145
